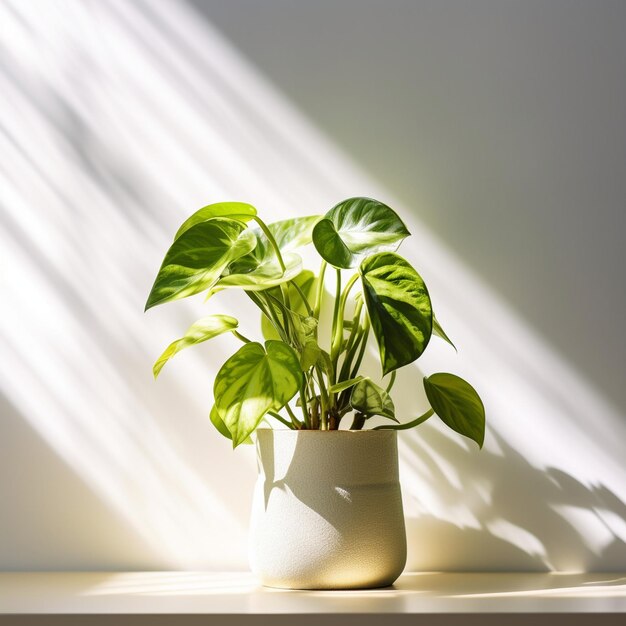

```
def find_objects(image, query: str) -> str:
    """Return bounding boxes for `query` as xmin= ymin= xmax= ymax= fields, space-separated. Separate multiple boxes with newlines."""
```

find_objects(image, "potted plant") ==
xmin=146 ymin=197 xmax=485 ymax=589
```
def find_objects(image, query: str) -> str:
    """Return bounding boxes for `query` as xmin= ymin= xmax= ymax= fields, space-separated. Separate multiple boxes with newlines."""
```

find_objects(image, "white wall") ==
xmin=1 ymin=0 xmax=625 ymax=571
xmin=196 ymin=0 xmax=626 ymax=417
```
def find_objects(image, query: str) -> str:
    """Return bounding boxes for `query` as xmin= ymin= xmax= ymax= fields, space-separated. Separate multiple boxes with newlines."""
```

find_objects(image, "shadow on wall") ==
xmin=402 ymin=426 xmax=626 ymax=572
xmin=249 ymin=399 xmax=626 ymax=573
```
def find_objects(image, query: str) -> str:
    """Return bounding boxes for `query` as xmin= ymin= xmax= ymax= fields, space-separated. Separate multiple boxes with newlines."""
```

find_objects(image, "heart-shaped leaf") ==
xmin=312 ymin=197 xmax=410 ymax=269
xmin=175 ymin=202 xmax=257 ymax=240
xmin=360 ymin=252 xmax=433 ymax=375
xmin=350 ymin=377 xmax=397 ymax=420
xmin=145 ymin=218 xmax=256 ymax=310
xmin=214 ymin=341 xmax=302 ymax=447
xmin=423 ymin=373 xmax=485 ymax=448
xmin=153 ymin=315 xmax=238 ymax=378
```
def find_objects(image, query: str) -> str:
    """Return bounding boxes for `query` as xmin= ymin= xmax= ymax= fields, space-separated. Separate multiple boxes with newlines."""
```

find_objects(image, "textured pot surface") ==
xmin=249 ymin=429 xmax=407 ymax=590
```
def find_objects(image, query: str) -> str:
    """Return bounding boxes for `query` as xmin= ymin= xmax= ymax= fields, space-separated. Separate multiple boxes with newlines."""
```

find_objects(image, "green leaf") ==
xmin=215 ymin=216 xmax=319 ymax=292
xmin=215 ymin=252 xmax=303 ymax=291
xmin=316 ymin=349 xmax=333 ymax=376
xmin=433 ymin=314 xmax=457 ymax=351
xmin=350 ymin=377 xmax=397 ymax=420
xmin=423 ymin=373 xmax=485 ymax=448
xmin=300 ymin=339 xmax=322 ymax=371
xmin=175 ymin=202 xmax=257 ymax=240
xmin=153 ymin=315 xmax=238 ymax=378
xmin=360 ymin=252 xmax=433 ymax=375
xmin=312 ymin=197 xmax=410 ymax=269
xmin=258 ymin=215 xmax=322 ymax=253
xmin=235 ymin=216 xmax=322 ymax=270
xmin=210 ymin=404 xmax=233 ymax=440
xmin=145 ymin=218 xmax=256 ymax=310
xmin=329 ymin=376 xmax=364 ymax=393
xmin=213 ymin=341 xmax=302 ymax=447
xmin=210 ymin=405 xmax=252 ymax=444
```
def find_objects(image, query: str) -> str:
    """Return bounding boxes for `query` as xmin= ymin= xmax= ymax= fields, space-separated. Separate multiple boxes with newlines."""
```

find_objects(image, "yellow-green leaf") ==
xmin=213 ymin=341 xmax=302 ymax=447
xmin=153 ymin=315 xmax=238 ymax=378
xmin=210 ymin=405 xmax=253 ymax=444
xmin=175 ymin=202 xmax=257 ymax=240
xmin=216 ymin=252 xmax=303 ymax=291
xmin=145 ymin=218 xmax=256 ymax=310
xmin=329 ymin=376 xmax=364 ymax=394
xmin=216 ymin=216 xmax=320 ymax=291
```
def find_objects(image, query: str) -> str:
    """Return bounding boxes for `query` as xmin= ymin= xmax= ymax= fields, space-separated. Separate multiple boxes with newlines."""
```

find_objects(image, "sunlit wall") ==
xmin=1 ymin=0 xmax=625 ymax=571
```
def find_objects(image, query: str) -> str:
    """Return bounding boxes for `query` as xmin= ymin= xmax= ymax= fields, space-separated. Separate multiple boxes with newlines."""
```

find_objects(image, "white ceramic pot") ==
xmin=249 ymin=429 xmax=407 ymax=589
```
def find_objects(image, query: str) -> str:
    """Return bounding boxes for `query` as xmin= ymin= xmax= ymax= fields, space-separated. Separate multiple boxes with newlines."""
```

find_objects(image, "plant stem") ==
xmin=268 ymin=411 xmax=296 ymax=429
xmin=328 ymin=269 xmax=344 ymax=394
xmin=314 ymin=366 xmax=329 ymax=430
xmin=385 ymin=371 xmax=397 ymax=393
xmin=264 ymin=290 xmax=302 ymax=347
xmin=253 ymin=216 xmax=286 ymax=273
xmin=308 ymin=376 xmax=316 ymax=404
xmin=373 ymin=408 xmax=435 ymax=430
xmin=232 ymin=330 xmax=253 ymax=343
xmin=298 ymin=382 xmax=310 ymax=427
xmin=331 ymin=273 xmax=359 ymax=362
xmin=336 ymin=312 xmax=369 ymax=413
xmin=284 ymin=403 xmax=303 ymax=429
xmin=313 ymin=260 xmax=327 ymax=320
xmin=246 ymin=291 xmax=271 ymax=319
xmin=337 ymin=300 xmax=363 ymax=382
xmin=289 ymin=280 xmax=314 ymax=316
xmin=310 ymin=397 xmax=320 ymax=430
xmin=248 ymin=291 xmax=284 ymax=340
xmin=349 ymin=317 xmax=370 ymax=379
xmin=314 ymin=365 xmax=330 ymax=422
xmin=350 ymin=412 xmax=366 ymax=430
xmin=259 ymin=292 xmax=289 ymax=343
xmin=280 ymin=283 xmax=292 ymax=314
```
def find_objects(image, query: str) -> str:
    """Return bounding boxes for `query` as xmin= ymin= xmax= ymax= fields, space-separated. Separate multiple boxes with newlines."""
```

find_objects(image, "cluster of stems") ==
xmin=235 ymin=220 xmax=387 ymax=430
xmin=252 ymin=260 xmax=378 ymax=430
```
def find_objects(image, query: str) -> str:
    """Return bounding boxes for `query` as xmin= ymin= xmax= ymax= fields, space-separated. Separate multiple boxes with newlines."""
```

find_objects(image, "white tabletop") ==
xmin=1 ymin=571 xmax=625 ymax=620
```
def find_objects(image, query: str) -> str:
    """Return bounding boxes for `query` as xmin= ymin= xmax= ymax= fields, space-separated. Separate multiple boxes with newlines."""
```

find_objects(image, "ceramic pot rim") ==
xmin=255 ymin=427 xmax=396 ymax=437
